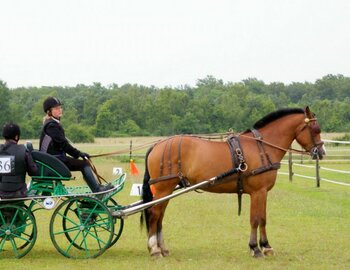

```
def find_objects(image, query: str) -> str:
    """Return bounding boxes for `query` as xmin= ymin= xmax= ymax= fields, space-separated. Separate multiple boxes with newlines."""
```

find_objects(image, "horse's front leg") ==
xmin=249 ymin=190 xmax=271 ymax=258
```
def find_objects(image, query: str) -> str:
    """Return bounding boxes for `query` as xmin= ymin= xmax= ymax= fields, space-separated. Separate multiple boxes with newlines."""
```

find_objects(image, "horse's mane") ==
xmin=252 ymin=108 xmax=304 ymax=129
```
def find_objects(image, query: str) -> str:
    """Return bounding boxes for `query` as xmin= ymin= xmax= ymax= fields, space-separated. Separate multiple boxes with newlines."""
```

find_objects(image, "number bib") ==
xmin=0 ymin=155 xmax=15 ymax=175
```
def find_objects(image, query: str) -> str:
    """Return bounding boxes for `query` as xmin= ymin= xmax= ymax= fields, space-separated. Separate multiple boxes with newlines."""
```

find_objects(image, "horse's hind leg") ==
xmin=147 ymin=199 xmax=173 ymax=258
xmin=147 ymin=203 xmax=164 ymax=257
xmin=157 ymin=202 xmax=170 ymax=257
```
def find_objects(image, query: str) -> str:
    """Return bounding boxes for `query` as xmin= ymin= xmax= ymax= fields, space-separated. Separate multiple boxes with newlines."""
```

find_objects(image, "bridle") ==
xmin=295 ymin=114 xmax=324 ymax=158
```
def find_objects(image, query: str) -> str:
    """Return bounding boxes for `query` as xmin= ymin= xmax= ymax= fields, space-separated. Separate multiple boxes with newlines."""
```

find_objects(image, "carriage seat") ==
xmin=31 ymin=150 xmax=72 ymax=179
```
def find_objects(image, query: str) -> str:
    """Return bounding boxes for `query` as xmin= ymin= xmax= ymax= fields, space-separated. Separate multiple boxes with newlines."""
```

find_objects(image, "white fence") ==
xmin=279 ymin=139 xmax=350 ymax=187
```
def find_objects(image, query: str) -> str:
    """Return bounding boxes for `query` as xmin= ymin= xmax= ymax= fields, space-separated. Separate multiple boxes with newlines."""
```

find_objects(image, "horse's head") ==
xmin=295 ymin=106 xmax=326 ymax=160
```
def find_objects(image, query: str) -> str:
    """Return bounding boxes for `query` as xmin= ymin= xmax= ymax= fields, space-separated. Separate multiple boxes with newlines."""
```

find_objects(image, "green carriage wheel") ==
xmin=50 ymin=196 xmax=114 ymax=259
xmin=62 ymin=197 xmax=124 ymax=251
xmin=105 ymin=198 xmax=124 ymax=248
xmin=0 ymin=204 xmax=37 ymax=258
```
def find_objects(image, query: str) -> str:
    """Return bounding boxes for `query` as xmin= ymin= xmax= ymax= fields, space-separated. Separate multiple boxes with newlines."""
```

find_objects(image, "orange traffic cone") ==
xmin=130 ymin=159 xmax=139 ymax=176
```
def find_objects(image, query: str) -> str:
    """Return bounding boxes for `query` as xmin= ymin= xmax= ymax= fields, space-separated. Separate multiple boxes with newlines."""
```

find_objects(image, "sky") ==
xmin=1 ymin=0 xmax=350 ymax=88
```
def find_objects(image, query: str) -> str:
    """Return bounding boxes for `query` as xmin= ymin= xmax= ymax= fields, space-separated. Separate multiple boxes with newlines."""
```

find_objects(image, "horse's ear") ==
xmin=305 ymin=106 xmax=311 ymax=117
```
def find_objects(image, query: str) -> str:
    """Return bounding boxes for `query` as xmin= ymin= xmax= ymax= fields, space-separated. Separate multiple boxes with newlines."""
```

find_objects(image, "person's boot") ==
xmin=98 ymin=183 xmax=114 ymax=192
xmin=82 ymin=166 xmax=114 ymax=193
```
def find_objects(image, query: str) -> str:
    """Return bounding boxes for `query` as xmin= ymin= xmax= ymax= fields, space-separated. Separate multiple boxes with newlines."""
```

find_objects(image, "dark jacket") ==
xmin=0 ymin=140 xmax=38 ymax=192
xmin=39 ymin=118 xmax=81 ymax=159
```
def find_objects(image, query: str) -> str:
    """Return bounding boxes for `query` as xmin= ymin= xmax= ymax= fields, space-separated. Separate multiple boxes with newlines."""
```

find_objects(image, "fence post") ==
xmin=288 ymin=151 xmax=293 ymax=182
xmin=129 ymin=139 xmax=133 ymax=160
xmin=316 ymin=156 xmax=320 ymax=187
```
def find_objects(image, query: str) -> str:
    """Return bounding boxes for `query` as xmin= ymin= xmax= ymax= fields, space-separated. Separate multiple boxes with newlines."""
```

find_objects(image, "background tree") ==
xmin=3 ymin=74 xmax=350 ymax=141
xmin=0 ymin=80 xmax=11 ymax=128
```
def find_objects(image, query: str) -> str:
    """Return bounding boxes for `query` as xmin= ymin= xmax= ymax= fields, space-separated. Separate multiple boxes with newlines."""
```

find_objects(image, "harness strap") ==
xmin=149 ymin=174 xmax=179 ymax=185
xmin=160 ymin=138 xmax=170 ymax=176
xmin=168 ymin=138 xmax=174 ymax=174
xmin=249 ymin=163 xmax=280 ymax=176
xmin=248 ymin=128 xmax=280 ymax=176
xmin=149 ymin=136 xmax=190 ymax=187
xmin=251 ymin=129 xmax=267 ymax=164
xmin=177 ymin=136 xmax=183 ymax=178
xmin=251 ymin=129 xmax=274 ymax=166
xmin=227 ymin=135 xmax=245 ymax=215
xmin=227 ymin=135 xmax=239 ymax=168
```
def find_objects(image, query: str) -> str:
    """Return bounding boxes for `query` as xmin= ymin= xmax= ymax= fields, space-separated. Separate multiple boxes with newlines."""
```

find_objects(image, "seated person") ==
xmin=39 ymin=96 xmax=113 ymax=193
xmin=0 ymin=123 xmax=39 ymax=199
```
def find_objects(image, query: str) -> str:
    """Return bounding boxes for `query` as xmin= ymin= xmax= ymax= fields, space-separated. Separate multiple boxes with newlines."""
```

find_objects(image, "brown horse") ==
xmin=141 ymin=107 xmax=325 ymax=258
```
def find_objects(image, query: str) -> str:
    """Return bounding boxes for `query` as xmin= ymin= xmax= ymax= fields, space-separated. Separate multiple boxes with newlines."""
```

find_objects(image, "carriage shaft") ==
xmin=112 ymin=177 xmax=217 ymax=218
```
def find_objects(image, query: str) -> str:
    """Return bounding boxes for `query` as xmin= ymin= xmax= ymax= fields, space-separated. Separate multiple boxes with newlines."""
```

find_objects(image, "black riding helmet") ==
xmin=43 ymin=97 xmax=63 ymax=113
xmin=2 ymin=123 xmax=21 ymax=141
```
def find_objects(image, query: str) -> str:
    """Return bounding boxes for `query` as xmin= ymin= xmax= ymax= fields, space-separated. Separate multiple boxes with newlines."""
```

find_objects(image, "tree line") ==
xmin=1 ymin=74 xmax=349 ymax=142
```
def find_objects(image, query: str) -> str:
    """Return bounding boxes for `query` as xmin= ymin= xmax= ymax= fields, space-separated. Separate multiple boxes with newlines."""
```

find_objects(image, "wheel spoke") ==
xmin=53 ymin=225 xmax=81 ymax=236
xmin=9 ymin=209 xmax=20 ymax=228
xmin=64 ymin=230 xmax=82 ymax=255
xmin=93 ymin=226 xmax=103 ymax=250
xmin=82 ymin=227 xmax=109 ymax=245
xmin=0 ymin=211 xmax=6 ymax=224
xmin=12 ymin=220 xmax=34 ymax=233
xmin=56 ymin=210 xmax=80 ymax=227
xmin=0 ymin=236 xmax=8 ymax=251
xmin=81 ymin=230 xmax=90 ymax=257
xmin=9 ymin=236 xmax=19 ymax=257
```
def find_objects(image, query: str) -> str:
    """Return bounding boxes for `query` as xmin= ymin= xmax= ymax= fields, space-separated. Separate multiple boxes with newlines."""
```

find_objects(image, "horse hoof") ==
xmin=151 ymin=251 xmax=163 ymax=258
xmin=262 ymin=247 xmax=274 ymax=256
xmin=250 ymin=248 xmax=264 ymax=258
xmin=161 ymin=249 xmax=170 ymax=257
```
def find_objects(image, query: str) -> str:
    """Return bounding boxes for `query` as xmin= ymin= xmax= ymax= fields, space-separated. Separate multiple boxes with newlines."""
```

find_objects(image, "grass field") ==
xmin=2 ymin=137 xmax=350 ymax=269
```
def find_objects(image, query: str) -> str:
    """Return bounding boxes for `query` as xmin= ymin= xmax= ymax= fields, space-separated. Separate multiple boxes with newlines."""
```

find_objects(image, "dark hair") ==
xmin=2 ymin=123 xmax=21 ymax=141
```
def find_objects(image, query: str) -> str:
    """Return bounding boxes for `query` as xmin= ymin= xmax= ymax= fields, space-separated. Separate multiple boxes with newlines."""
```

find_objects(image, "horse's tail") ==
xmin=140 ymin=146 xmax=154 ymax=232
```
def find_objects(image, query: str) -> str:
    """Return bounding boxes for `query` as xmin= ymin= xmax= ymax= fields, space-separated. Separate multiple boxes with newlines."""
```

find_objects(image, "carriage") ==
xmin=1 ymin=107 xmax=325 ymax=259
xmin=0 ymin=144 xmax=126 ymax=259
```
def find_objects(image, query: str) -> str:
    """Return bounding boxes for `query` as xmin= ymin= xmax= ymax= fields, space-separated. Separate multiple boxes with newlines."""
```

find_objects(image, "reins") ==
xmin=89 ymin=140 xmax=162 ymax=158
xmin=88 ymin=128 xmax=312 ymax=163
xmin=239 ymin=134 xmax=309 ymax=155
xmin=88 ymin=133 xmax=237 ymax=159
xmin=86 ymin=140 xmax=161 ymax=184
xmin=85 ymin=158 xmax=108 ymax=184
